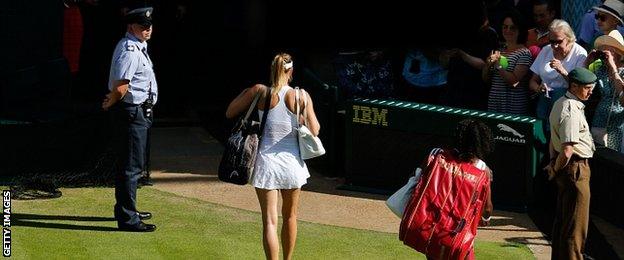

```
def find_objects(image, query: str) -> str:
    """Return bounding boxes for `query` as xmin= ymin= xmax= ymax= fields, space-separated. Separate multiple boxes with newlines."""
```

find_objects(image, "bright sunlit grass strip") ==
xmin=10 ymin=188 xmax=534 ymax=259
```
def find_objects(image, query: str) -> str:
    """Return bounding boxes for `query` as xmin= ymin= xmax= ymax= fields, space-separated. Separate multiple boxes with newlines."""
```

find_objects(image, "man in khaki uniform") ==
xmin=547 ymin=67 xmax=596 ymax=260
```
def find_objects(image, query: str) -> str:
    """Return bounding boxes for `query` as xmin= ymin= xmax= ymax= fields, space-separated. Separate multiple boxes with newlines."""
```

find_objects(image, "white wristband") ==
xmin=481 ymin=216 xmax=491 ymax=222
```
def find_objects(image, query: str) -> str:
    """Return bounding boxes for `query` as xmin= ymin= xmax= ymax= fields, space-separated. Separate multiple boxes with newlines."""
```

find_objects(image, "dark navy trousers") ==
xmin=112 ymin=102 xmax=151 ymax=227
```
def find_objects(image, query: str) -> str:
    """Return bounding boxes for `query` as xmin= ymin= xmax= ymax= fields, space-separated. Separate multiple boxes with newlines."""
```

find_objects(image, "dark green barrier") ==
xmin=344 ymin=98 xmax=547 ymax=211
xmin=590 ymin=147 xmax=624 ymax=228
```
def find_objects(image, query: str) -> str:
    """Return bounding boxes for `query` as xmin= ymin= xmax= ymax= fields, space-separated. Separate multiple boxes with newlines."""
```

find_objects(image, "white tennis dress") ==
xmin=250 ymin=86 xmax=310 ymax=189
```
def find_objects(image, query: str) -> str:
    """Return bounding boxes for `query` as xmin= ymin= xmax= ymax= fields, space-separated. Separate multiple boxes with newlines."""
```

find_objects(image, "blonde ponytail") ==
xmin=270 ymin=53 xmax=293 ymax=94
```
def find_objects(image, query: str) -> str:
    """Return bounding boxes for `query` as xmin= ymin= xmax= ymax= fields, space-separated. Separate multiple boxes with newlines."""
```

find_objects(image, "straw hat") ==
xmin=593 ymin=0 xmax=624 ymax=25
xmin=595 ymin=29 xmax=624 ymax=55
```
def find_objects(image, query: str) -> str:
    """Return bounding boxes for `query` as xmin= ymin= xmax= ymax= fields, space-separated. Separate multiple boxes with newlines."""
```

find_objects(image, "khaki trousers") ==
xmin=551 ymin=157 xmax=591 ymax=260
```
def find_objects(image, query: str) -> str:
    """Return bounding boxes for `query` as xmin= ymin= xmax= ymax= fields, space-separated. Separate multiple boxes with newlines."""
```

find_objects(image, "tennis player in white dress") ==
xmin=225 ymin=53 xmax=320 ymax=260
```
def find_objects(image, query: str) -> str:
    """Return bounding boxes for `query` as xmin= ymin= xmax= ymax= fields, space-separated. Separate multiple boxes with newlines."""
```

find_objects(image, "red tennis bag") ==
xmin=399 ymin=149 xmax=490 ymax=260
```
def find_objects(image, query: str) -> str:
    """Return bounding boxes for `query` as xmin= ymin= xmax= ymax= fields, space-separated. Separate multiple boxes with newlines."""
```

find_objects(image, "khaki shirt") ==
xmin=549 ymin=92 xmax=595 ymax=158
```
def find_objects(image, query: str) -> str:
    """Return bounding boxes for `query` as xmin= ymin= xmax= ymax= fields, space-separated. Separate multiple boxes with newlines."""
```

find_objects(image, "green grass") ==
xmin=9 ymin=188 xmax=534 ymax=259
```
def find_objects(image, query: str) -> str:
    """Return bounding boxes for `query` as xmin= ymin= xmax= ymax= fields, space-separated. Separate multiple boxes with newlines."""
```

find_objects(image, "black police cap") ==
xmin=125 ymin=7 xmax=153 ymax=26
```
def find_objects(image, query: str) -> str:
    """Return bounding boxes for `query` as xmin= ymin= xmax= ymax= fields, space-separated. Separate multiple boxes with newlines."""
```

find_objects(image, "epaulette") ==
xmin=124 ymin=40 xmax=137 ymax=51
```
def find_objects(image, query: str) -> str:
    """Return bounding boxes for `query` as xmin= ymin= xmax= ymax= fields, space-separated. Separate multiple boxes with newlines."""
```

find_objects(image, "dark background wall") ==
xmin=0 ymin=0 xmax=491 ymax=167
xmin=1 ymin=1 xmax=63 ymax=73
xmin=0 ymin=0 xmax=486 ymax=121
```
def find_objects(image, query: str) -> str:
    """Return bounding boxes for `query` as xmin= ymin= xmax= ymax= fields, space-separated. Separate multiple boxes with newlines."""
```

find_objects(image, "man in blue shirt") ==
xmin=102 ymin=6 xmax=158 ymax=232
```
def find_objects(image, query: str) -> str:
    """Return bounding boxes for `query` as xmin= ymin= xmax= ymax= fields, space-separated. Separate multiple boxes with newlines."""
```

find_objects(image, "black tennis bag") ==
xmin=218 ymin=88 xmax=270 ymax=185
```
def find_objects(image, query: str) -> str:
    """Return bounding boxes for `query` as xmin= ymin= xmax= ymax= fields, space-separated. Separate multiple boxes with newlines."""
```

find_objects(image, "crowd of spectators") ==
xmin=335 ymin=0 xmax=624 ymax=154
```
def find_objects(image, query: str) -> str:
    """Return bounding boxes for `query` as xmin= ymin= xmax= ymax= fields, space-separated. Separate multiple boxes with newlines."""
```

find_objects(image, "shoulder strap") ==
xmin=294 ymin=87 xmax=308 ymax=129
xmin=242 ymin=91 xmax=262 ymax=123
xmin=302 ymin=89 xmax=309 ymax=126
xmin=259 ymin=86 xmax=272 ymax=135
xmin=295 ymin=87 xmax=301 ymax=129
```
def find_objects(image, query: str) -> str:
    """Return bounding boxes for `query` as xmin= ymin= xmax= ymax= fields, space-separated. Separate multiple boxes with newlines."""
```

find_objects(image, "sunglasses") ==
xmin=595 ymin=13 xmax=607 ymax=22
xmin=549 ymin=39 xmax=564 ymax=45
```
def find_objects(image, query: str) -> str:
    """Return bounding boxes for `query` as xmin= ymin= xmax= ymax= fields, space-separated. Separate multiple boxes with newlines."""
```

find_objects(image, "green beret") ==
xmin=568 ymin=67 xmax=597 ymax=85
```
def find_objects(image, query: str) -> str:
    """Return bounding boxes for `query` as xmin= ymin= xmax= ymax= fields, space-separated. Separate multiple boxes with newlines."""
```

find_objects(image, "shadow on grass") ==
xmin=504 ymin=236 xmax=551 ymax=247
xmin=14 ymin=219 xmax=119 ymax=232
xmin=150 ymin=174 xmax=219 ymax=183
xmin=14 ymin=213 xmax=115 ymax=222
xmin=14 ymin=213 xmax=119 ymax=232
xmin=480 ymin=210 xmax=544 ymax=232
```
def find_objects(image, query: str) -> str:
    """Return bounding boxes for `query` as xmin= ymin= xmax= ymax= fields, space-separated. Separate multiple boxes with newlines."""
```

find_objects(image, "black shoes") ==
xmin=138 ymin=211 xmax=152 ymax=220
xmin=117 ymin=212 xmax=154 ymax=232
xmin=138 ymin=176 xmax=154 ymax=186
xmin=119 ymin=221 xmax=156 ymax=232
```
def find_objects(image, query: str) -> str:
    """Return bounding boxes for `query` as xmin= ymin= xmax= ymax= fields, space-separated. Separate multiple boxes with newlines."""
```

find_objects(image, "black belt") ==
xmin=119 ymin=102 xmax=140 ymax=107
xmin=119 ymin=101 xmax=152 ymax=107
xmin=570 ymin=154 xmax=589 ymax=162
xmin=553 ymin=152 xmax=589 ymax=162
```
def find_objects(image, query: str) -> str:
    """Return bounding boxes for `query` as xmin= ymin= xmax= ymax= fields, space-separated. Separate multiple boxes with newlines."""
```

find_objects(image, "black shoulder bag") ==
xmin=218 ymin=87 xmax=271 ymax=185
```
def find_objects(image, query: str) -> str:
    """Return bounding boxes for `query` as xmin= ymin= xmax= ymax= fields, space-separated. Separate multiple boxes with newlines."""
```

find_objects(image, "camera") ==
xmin=596 ymin=51 xmax=606 ymax=60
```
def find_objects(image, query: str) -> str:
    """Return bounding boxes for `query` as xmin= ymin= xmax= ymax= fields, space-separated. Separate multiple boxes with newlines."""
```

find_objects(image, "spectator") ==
xmin=527 ymin=0 xmax=557 ymax=48
xmin=595 ymin=1 xmax=624 ymax=37
xmin=577 ymin=0 xmax=624 ymax=51
xmin=63 ymin=0 xmax=83 ymax=75
xmin=483 ymin=11 xmax=533 ymax=115
xmin=586 ymin=30 xmax=624 ymax=152
xmin=400 ymin=48 xmax=447 ymax=104
xmin=334 ymin=50 xmax=395 ymax=99
xmin=528 ymin=45 xmax=542 ymax=60
xmin=530 ymin=19 xmax=587 ymax=130
xmin=485 ymin=0 xmax=534 ymax=38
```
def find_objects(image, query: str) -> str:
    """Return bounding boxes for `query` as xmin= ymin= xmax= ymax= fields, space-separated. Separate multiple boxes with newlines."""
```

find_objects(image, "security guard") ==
xmin=102 ymin=6 xmax=158 ymax=232
xmin=547 ymin=67 xmax=596 ymax=260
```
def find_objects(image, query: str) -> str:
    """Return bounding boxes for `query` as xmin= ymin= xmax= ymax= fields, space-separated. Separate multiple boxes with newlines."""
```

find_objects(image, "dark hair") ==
xmin=503 ymin=10 xmax=529 ymax=44
xmin=455 ymin=119 xmax=494 ymax=162
xmin=533 ymin=0 xmax=555 ymax=13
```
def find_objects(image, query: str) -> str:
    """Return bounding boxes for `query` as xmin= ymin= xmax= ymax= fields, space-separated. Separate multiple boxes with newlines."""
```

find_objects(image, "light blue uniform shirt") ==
xmin=108 ymin=32 xmax=158 ymax=105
